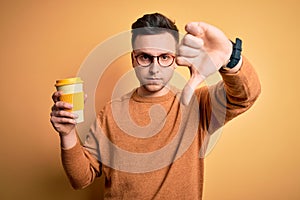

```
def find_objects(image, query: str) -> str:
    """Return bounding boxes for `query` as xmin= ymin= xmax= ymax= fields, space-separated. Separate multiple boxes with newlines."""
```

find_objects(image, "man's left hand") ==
xmin=176 ymin=22 xmax=233 ymax=105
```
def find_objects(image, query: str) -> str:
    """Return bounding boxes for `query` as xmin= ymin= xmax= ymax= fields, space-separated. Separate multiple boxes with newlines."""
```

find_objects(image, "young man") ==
xmin=50 ymin=13 xmax=261 ymax=199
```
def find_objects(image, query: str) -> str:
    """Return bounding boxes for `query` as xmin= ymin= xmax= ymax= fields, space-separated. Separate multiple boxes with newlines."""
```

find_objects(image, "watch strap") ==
xmin=226 ymin=38 xmax=242 ymax=68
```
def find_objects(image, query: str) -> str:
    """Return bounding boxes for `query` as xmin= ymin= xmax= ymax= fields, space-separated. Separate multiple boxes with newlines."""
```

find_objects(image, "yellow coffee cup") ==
xmin=55 ymin=77 xmax=84 ymax=123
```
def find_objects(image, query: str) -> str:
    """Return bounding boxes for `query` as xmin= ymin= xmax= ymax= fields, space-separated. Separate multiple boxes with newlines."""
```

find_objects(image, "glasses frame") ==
xmin=133 ymin=52 xmax=176 ymax=68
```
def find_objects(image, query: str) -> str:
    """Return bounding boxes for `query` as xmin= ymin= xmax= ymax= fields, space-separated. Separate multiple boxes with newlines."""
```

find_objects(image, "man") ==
xmin=50 ymin=13 xmax=261 ymax=199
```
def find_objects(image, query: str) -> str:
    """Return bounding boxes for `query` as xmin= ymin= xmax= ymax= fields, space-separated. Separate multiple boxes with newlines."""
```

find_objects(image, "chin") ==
xmin=143 ymin=84 xmax=165 ymax=93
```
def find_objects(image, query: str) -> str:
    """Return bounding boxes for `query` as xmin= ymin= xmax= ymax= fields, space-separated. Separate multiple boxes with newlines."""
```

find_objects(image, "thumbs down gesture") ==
xmin=176 ymin=22 xmax=233 ymax=105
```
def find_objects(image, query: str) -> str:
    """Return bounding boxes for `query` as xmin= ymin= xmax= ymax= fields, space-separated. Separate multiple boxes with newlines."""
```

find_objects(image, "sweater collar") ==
xmin=131 ymin=87 xmax=179 ymax=103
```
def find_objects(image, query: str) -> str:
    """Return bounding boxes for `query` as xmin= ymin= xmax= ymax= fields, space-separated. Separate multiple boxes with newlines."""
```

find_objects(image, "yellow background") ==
xmin=1 ymin=0 xmax=299 ymax=199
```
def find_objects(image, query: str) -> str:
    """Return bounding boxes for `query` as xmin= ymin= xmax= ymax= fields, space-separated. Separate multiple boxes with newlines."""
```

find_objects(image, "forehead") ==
xmin=133 ymin=32 xmax=177 ymax=54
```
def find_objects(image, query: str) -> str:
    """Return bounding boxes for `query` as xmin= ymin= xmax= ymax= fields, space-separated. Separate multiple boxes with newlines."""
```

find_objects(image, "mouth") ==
xmin=147 ymin=77 xmax=162 ymax=80
xmin=145 ymin=77 xmax=162 ymax=84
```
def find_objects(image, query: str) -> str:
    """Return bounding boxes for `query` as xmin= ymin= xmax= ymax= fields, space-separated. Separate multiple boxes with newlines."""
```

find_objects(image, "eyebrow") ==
xmin=133 ymin=51 xmax=175 ymax=56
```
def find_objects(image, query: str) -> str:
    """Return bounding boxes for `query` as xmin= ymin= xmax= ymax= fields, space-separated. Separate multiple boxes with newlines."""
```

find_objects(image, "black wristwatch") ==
xmin=223 ymin=38 xmax=242 ymax=69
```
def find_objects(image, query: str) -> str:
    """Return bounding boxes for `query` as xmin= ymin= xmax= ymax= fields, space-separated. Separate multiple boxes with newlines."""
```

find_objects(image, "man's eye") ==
xmin=140 ymin=54 xmax=151 ymax=60
xmin=160 ymin=54 xmax=171 ymax=60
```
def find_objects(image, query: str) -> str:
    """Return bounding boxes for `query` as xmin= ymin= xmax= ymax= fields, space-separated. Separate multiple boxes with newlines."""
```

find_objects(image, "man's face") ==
xmin=132 ymin=32 xmax=177 ymax=96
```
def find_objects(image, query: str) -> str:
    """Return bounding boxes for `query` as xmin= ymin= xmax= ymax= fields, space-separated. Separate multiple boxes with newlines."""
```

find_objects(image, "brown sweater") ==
xmin=61 ymin=57 xmax=261 ymax=199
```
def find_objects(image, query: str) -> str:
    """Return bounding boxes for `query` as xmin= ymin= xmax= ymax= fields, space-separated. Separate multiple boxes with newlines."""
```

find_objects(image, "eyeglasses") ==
xmin=134 ymin=53 xmax=175 ymax=67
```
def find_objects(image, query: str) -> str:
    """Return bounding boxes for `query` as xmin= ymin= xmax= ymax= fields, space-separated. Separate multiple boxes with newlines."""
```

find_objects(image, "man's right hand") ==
xmin=50 ymin=91 xmax=78 ymax=136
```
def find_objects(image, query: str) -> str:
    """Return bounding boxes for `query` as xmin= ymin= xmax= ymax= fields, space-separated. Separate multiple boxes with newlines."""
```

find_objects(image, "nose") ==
xmin=149 ymin=57 xmax=160 ymax=74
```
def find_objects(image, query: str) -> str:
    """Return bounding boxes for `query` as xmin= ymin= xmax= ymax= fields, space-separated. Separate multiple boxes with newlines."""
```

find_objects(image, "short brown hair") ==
xmin=131 ymin=13 xmax=179 ymax=47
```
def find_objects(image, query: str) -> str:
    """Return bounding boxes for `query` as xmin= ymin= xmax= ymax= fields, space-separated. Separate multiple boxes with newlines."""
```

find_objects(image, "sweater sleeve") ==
xmin=220 ymin=56 xmax=261 ymax=121
xmin=61 ymin=134 xmax=102 ymax=190
xmin=197 ymin=56 xmax=261 ymax=134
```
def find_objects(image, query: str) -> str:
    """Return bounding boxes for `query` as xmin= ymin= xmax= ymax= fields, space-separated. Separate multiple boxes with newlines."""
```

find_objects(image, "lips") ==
xmin=145 ymin=77 xmax=162 ymax=85
xmin=147 ymin=77 xmax=161 ymax=80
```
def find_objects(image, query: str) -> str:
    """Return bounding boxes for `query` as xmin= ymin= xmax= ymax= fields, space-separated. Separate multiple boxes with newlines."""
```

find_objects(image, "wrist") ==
xmin=220 ymin=56 xmax=243 ymax=74
xmin=60 ymin=129 xmax=78 ymax=150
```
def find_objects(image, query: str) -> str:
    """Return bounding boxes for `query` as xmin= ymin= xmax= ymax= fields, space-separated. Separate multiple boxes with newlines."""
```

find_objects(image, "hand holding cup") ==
xmin=50 ymin=77 xmax=84 ymax=135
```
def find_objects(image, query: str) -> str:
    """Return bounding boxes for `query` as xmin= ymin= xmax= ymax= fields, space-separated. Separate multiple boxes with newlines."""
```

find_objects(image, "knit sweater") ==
xmin=61 ymin=56 xmax=261 ymax=199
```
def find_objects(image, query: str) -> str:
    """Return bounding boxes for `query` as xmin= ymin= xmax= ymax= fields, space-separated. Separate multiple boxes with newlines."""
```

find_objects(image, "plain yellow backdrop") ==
xmin=0 ymin=0 xmax=299 ymax=199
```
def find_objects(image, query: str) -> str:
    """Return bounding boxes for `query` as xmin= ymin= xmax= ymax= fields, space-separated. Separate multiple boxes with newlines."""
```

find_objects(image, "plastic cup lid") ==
xmin=55 ymin=77 xmax=83 ymax=87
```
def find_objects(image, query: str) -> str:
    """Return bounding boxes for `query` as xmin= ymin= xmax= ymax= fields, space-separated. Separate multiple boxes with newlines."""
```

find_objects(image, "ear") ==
xmin=131 ymin=52 xmax=133 ymax=61
xmin=131 ymin=52 xmax=135 ymax=68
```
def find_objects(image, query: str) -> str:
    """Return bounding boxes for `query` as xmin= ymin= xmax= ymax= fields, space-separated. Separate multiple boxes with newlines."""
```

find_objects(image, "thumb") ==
xmin=181 ymin=84 xmax=194 ymax=106
xmin=185 ymin=22 xmax=208 ymax=37
xmin=181 ymin=73 xmax=206 ymax=105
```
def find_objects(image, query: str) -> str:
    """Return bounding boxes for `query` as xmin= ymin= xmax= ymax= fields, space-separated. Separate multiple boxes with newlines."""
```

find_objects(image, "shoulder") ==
xmin=98 ymin=89 xmax=136 ymax=116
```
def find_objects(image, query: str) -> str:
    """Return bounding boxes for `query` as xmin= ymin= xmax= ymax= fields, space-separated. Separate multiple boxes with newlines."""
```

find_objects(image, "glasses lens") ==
xmin=137 ymin=54 xmax=152 ymax=66
xmin=158 ymin=54 xmax=174 ymax=67
xmin=135 ymin=53 xmax=174 ymax=67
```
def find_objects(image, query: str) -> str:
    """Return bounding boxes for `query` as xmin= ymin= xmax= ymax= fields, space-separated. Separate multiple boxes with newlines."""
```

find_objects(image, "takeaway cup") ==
xmin=55 ymin=77 xmax=84 ymax=123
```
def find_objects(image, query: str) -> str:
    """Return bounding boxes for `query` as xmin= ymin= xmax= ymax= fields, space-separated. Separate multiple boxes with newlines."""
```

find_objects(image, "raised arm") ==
xmin=175 ymin=21 xmax=261 ymax=132
xmin=50 ymin=91 xmax=101 ymax=189
xmin=199 ymin=56 xmax=261 ymax=135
